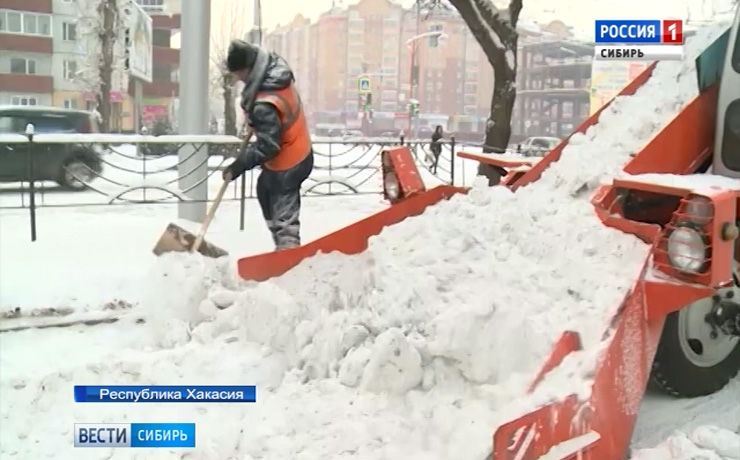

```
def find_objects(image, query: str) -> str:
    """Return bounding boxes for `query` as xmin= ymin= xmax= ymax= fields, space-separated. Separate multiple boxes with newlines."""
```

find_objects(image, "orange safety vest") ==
xmin=253 ymin=84 xmax=311 ymax=171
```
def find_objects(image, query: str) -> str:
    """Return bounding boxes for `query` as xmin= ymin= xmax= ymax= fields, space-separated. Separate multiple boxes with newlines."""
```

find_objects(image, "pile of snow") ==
xmin=630 ymin=425 xmax=740 ymax=460
xmin=0 ymin=25 xmax=730 ymax=460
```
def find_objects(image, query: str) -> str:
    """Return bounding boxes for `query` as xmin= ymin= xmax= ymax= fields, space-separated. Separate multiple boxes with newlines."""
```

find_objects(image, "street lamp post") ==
xmin=405 ymin=30 xmax=448 ymax=138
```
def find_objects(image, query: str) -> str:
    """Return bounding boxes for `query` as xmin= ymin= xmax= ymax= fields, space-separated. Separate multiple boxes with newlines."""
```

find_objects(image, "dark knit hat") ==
xmin=226 ymin=39 xmax=260 ymax=72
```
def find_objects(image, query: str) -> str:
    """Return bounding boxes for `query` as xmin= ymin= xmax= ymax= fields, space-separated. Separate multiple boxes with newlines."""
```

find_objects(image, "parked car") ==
xmin=0 ymin=106 xmax=103 ymax=190
xmin=516 ymin=136 xmax=560 ymax=157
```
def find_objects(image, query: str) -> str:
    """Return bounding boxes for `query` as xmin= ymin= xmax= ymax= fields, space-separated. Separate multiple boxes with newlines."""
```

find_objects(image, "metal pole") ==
xmin=412 ymin=1 xmax=420 ymax=140
xmin=239 ymin=173 xmax=246 ymax=231
xmin=177 ymin=0 xmax=211 ymax=222
xmin=134 ymin=78 xmax=142 ymax=159
xmin=406 ymin=43 xmax=414 ymax=135
xmin=25 ymin=124 xmax=37 ymax=241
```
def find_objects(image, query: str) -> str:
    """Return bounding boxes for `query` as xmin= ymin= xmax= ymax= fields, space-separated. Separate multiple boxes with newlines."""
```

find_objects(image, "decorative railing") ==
xmin=0 ymin=134 xmax=473 ymax=212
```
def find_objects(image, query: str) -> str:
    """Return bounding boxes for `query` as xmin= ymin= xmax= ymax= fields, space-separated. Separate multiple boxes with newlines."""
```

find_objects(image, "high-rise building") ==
xmin=262 ymin=0 xmax=495 ymax=128
xmin=262 ymin=0 xmax=584 ymax=136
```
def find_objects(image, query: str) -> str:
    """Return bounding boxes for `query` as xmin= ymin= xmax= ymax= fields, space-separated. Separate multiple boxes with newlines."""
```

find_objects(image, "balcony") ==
xmin=129 ymin=80 xmax=179 ymax=98
xmin=152 ymin=14 xmax=181 ymax=30
xmin=0 ymin=73 xmax=53 ymax=93
xmin=153 ymin=46 xmax=179 ymax=65
xmin=0 ymin=34 xmax=52 ymax=53
xmin=1 ymin=0 xmax=51 ymax=13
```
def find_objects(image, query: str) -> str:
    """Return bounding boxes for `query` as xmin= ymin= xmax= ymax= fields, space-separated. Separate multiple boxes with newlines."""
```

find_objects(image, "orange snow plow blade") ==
xmin=237 ymin=184 xmax=465 ymax=282
xmin=488 ymin=80 xmax=728 ymax=459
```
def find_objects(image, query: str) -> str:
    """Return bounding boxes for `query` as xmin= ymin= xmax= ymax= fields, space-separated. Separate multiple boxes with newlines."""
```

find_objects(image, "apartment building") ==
xmin=0 ymin=0 xmax=54 ymax=106
xmin=0 ymin=0 xmax=179 ymax=131
xmin=263 ymin=0 xmax=495 ymax=125
xmin=132 ymin=0 xmax=180 ymax=128
xmin=262 ymin=0 xmax=592 ymax=137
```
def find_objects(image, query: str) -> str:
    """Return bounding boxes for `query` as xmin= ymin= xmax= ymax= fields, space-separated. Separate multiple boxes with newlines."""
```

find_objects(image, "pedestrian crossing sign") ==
xmin=358 ymin=76 xmax=371 ymax=94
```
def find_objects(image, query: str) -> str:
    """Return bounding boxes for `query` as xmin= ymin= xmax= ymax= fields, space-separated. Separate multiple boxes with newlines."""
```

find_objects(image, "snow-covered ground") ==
xmin=1 ymin=23 xmax=738 ymax=460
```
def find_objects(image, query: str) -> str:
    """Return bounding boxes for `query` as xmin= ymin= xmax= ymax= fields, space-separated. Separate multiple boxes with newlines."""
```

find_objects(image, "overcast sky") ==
xmin=257 ymin=0 xmax=735 ymax=35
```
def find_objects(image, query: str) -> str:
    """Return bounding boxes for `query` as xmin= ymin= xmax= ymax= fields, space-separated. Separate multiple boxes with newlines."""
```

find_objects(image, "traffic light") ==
xmin=365 ymin=92 xmax=372 ymax=108
xmin=408 ymin=100 xmax=419 ymax=117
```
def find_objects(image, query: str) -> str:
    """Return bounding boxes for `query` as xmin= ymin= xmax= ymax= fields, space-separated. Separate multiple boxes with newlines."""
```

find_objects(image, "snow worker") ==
xmin=222 ymin=39 xmax=314 ymax=250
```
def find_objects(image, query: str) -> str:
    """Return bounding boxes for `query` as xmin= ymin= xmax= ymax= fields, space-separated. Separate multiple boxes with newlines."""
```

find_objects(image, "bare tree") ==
xmin=209 ymin=0 xmax=249 ymax=136
xmin=73 ymin=0 xmax=128 ymax=133
xmin=420 ymin=0 xmax=523 ymax=184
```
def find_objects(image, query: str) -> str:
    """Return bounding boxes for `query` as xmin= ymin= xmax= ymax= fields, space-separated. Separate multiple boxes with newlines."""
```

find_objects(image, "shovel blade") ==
xmin=152 ymin=223 xmax=228 ymax=259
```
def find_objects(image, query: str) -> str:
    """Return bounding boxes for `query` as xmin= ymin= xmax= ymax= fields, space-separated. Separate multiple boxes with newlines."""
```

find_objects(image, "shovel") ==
xmin=152 ymin=129 xmax=253 ymax=258
xmin=152 ymin=177 xmax=231 ymax=258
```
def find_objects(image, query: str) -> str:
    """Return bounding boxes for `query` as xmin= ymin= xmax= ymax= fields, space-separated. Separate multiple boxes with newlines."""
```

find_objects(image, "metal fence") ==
xmin=0 ymin=133 xmax=464 ymax=212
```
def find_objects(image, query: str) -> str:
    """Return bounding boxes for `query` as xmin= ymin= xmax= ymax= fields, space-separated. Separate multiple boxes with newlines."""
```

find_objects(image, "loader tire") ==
xmin=651 ymin=298 xmax=740 ymax=398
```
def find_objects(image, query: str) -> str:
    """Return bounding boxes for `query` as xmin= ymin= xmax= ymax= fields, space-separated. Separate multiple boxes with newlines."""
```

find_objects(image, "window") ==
xmin=0 ymin=116 xmax=13 ymax=133
xmin=63 ymin=22 xmax=76 ymax=41
xmin=10 ymin=58 xmax=37 ymax=75
xmin=0 ymin=11 xmax=51 ymax=36
xmin=464 ymin=94 xmax=476 ymax=105
xmin=63 ymin=60 xmax=77 ymax=80
xmin=11 ymin=96 xmax=38 ymax=106
xmin=6 ymin=11 xmax=21 ymax=33
xmin=382 ymin=56 xmax=397 ymax=66
xmin=29 ymin=115 xmax=77 ymax=133
xmin=136 ymin=0 xmax=165 ymax=12
xmin=63 ymin=98 xmax=78 ymax=109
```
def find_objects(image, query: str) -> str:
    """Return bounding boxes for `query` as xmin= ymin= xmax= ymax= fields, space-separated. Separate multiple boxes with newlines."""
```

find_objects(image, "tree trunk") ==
xmin=222 ymin=74 xmax=237 ymax=136
xmin=96 ymin=0 xmax=116 ymax=133
xmin=479 ymin=29 xmax=519 ymax=185
xmin=447 ymin=0 xmax=522 ymax=186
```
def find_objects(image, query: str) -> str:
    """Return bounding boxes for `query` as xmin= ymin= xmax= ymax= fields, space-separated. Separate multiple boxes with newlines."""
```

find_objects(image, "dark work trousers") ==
xmin=256 ymin=151 xmax=314 ymax=250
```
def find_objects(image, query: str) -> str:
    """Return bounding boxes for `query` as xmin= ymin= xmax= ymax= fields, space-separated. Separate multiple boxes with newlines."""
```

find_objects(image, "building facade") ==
xmin=0 ymin=0 xmax=55 ymax=107
xmin=132 ymin=0 xmax=180 ymax=129
xmin=0 ymin=0 xmax=179 ymax=131
xmin=263 ymin=0 xmax=594 ymax=138
xmin=262 ymin=0 xmax=498 ymax=132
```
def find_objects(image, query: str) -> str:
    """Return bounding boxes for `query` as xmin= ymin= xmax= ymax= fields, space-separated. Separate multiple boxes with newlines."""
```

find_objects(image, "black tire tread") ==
xmin=651 ymin=309 xmax=740 ymax=398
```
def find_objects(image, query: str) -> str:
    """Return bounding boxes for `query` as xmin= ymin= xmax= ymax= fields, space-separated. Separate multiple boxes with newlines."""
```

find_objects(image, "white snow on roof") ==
xmin=621 ymin=173 xmax=740 ymax=192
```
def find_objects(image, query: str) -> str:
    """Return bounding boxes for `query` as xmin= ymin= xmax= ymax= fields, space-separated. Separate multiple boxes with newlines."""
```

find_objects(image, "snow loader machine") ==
xmin=237 ymin=10 xmax=740 ymax=460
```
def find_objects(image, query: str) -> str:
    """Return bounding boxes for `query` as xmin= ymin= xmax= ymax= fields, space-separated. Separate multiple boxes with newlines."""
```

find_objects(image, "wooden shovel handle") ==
xmin=190 ymin=127 xmax=255 ymax=254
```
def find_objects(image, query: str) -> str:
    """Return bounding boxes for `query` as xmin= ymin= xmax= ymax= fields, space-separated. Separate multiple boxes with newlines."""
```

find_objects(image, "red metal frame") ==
xmin=490 ymin=81 xmax=735 ymax=459
xmin=382 ymin=146 xmax=426 ymax=203
xmin=233 ymin=57 xmax=738 ymax=460
xmin=237 ymin=184 xmax=466 ymax=281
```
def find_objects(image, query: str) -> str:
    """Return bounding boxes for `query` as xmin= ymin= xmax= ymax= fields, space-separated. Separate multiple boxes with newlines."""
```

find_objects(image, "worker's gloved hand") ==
xmin=222 ymin=159 xmax=246 ymax=182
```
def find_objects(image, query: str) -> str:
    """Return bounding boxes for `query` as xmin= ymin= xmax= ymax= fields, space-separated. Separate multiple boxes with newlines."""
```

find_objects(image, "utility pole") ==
xmin=177 ymin=0 xmax=211 ymax=222
xmin=412 ymin=0 xmax=421 ymax=140
xmin=246 ymin=0 xmax=262 ymax=45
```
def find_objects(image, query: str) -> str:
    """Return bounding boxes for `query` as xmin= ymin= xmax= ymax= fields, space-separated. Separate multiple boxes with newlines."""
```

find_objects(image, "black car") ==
xmin=0 ymin=106 xmax=103 ymax=190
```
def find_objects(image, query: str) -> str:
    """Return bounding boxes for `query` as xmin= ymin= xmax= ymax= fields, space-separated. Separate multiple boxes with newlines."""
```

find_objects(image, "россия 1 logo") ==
xmin=593 ymin=19 xmax=684 ymax=62
xmin=595 ymin=19 xmax=683 ymax=44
